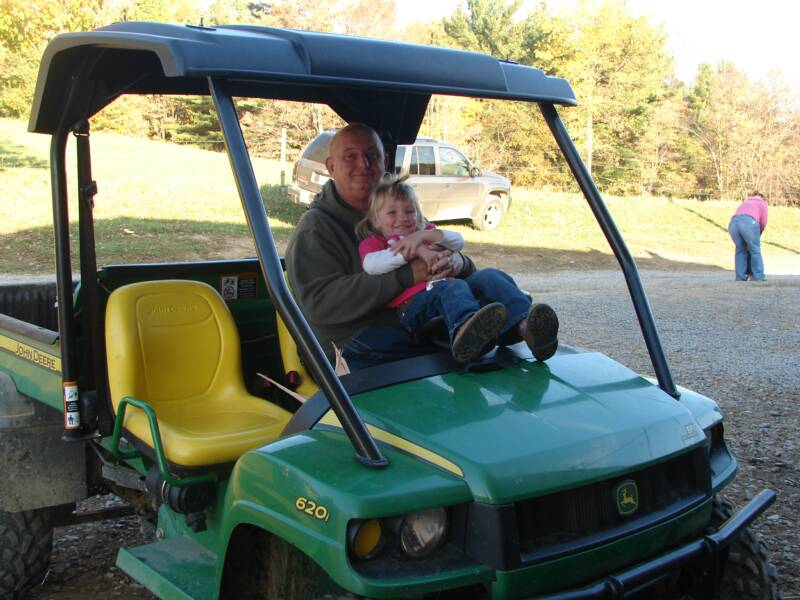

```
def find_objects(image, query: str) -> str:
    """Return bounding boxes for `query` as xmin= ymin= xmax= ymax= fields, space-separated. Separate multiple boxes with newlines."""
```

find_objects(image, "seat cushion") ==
xmin=106 ymin=279 xmax=291 ymax=467
xmin=122 ymin=392 xmax=291 ymax=467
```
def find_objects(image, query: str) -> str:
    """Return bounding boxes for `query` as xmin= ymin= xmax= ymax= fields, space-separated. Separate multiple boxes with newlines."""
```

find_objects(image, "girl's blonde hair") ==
xmin=355 ymin=174 xmax=426 ymax=240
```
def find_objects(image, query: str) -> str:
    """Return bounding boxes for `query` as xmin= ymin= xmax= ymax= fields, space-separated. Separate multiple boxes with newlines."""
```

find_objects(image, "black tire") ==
xmin=221 ymin=526 xmax=348 ymax=600
xmin=0 ymin=508 xmax=55 ymax=598
xmin=712 ymin=497 xmax=781 ymax=600
xmin=472 ymin=196 xmax=505 ymax=231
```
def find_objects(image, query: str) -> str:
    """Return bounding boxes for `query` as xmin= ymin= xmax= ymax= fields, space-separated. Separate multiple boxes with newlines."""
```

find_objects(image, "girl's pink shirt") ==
xmin=358 ymin=234 xmax=429 ymax=308
xmin=735 ymin=196 xmax=768 ymax=232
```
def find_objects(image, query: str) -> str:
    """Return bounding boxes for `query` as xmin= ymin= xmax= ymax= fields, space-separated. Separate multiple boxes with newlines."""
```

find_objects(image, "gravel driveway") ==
xmin=27 ymin=268 xmax=800 ymax=599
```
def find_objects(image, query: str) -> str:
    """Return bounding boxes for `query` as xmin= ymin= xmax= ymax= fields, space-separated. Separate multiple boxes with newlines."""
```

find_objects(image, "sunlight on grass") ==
xmin=1 ymin=118 xmax=799 ymax=276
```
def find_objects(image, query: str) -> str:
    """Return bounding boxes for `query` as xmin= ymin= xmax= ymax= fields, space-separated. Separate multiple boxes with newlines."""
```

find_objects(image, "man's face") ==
xmin=325 ymin=128 xmax=387 ymax=212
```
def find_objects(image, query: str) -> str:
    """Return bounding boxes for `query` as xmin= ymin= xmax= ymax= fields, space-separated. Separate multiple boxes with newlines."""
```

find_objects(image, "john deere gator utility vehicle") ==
xmin=0 ymin=21 xmax=779 ymax=600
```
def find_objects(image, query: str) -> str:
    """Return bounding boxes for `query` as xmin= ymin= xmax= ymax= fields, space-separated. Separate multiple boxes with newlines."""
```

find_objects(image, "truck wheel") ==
xmin=221 ymin=526 xmax=351 ymax=599
xmin=0 ymin=508 xmax=55 ymax=597
xmin=712 ymin=497 xmax=781 ymax=600
xmin=472 ymin=196 xmax=505 ymax=231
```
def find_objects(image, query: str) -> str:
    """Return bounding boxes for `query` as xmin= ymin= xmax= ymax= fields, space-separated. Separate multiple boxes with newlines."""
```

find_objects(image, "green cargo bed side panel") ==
xmin=0 ymin=331 xmax=62 ymax=411
xmin=117 ymin=537 xmax=217 ymax=600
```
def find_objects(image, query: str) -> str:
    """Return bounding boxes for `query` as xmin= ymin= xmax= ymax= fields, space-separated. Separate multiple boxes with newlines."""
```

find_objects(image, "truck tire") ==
xmin=472 ymin=196 xmax=505 ymax=231
xmin=0 ymin=508 xmax=54 ymax=598
xmin=712 ymin=497 xmax=781 ymax=600
xmin=221 ymin=526 xmax=349 ymax=600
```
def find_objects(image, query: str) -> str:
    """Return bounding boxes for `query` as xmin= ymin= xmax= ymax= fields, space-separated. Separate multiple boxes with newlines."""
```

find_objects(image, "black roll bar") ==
xmin=540 ymin=103 xmax=680 ymax=399
xmin=52 ymin=57 xmax=109 ymax=441
xmin=208 ymin=78 xmax=389 ymax=468
xmin=51 ymin=126 xmax=75 ymax=381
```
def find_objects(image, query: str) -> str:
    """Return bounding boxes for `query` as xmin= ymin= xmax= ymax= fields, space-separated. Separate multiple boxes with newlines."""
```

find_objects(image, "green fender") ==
xmin=218 ymin=429 xmax=480 ymax=596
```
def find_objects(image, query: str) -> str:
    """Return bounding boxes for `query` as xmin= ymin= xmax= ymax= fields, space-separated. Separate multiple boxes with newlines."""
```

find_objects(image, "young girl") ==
xmin=356 ymin=174 xmax=559 ymax=364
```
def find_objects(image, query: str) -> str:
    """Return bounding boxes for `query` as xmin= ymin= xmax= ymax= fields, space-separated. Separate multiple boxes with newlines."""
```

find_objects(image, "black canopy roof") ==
xmin=28 ymin=21 xmax=576 ymax=143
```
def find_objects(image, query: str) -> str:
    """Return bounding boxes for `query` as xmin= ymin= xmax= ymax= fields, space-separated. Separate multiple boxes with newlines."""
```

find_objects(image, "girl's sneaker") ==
xmin=452 ymin=302 xmax=507 ymax=363
xmin=523 ymin=303 xmax=559 ymax=361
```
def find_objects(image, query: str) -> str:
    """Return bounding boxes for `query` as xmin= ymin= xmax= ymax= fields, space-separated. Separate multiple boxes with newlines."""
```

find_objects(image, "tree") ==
xmin=443 ymin=0 xmax=525 ymax=61
xmin=545 ymin=1 xmax=674 ymax=192
xmin=687 ymin=61 xmax=800 ymax=202
xmin=440 ymin=0 xmax=677 ymax=193
xmin=631 ymin=83 xmax=695 ymax=197
xmin=341 ymin=0 xmax=397 ymax=38
xmin=0 ymin=0 xmax=107 ymax=117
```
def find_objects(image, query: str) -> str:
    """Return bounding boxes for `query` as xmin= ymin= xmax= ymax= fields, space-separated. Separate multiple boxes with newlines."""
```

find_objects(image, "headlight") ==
xmin=348 ymin=519 xmax=385 ymax=560
xmin=399 ymin=508 xmax=448 ymax=558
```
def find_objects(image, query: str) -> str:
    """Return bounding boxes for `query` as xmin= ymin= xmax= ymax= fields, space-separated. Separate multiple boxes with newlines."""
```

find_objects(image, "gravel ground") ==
xmin=24 ymin=268 xmax=800 ymax=599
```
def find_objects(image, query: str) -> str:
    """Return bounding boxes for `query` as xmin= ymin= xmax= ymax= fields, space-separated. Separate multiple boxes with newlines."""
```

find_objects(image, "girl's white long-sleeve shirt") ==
xmin=360 ymin=229 xmax=464 ymax=275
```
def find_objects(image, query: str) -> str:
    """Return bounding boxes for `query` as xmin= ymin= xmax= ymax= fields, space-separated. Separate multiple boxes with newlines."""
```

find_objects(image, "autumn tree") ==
xmin=687 ymin=61 xmax=800 ymax=202
xmin=440 ymin=0 xmax=678 ymax=193
xmin=439 ymin=0 xmax=560 ymax=186
xmin=443 ymin=0 xmax=527 ymax=61
xmin=541 ymin=1 xmax=674 ymax=194
xmin=0 ymin=0 xmax=107 ymax=116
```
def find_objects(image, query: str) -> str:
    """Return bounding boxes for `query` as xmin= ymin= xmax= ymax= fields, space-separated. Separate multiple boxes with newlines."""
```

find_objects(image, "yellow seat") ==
xmin=105 ymin=280 xmax=291 ymax=468
xmin=275 ymin=274 xmax=319 ymax=397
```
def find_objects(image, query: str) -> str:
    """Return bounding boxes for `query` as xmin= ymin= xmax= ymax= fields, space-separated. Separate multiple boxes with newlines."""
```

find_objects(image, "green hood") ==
xmin=336 ymin=351 xmax=707 ymax=504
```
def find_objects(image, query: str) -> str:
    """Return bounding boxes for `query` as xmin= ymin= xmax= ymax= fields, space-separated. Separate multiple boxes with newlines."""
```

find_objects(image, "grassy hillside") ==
xmin=2 ymin=118 xmax=798 ymax=276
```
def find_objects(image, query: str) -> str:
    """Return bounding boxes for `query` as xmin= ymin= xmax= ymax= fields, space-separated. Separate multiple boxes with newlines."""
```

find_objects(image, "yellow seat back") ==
xmin=275 ymin=275 xmax=319 ymax=397
xmin=105 ymin=280 xmax=290 ymax=468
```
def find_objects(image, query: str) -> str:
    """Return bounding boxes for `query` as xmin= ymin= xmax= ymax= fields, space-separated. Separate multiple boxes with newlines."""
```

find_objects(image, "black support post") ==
xmin=208 ymin=78 xmax=388 ymax=468
xmin=50 ymin=125 xmax=85 ymax=438
xmin=540 ymin=103 xmax=679 ymax=399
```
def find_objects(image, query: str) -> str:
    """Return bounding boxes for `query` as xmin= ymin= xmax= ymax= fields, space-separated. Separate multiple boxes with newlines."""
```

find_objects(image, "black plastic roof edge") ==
xmin=28 ymin=21 xmax=577 ymax=135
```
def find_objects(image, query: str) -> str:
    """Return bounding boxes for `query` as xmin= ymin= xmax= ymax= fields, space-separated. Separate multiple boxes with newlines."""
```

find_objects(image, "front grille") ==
xmin=516 ymin=447 xmax=709 ymax=562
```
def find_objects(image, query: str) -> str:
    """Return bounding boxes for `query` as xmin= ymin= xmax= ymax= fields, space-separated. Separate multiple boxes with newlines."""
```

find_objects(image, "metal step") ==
xmin=117 ymin=537 xmax=217 ymax=600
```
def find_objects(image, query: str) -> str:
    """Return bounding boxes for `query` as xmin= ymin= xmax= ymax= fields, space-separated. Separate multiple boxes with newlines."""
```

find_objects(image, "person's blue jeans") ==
xmin=462 ymin=268 xmax=531 ymax=343
xmin=341 ymin=324 xmax=440 ymax=370
xmin=342 ymin=269 xmax=531 ymax=369
xmin=728 ymin=215 xmax=765 ymax=281
xmin=400 ymin=279 xmax=481 ymax=342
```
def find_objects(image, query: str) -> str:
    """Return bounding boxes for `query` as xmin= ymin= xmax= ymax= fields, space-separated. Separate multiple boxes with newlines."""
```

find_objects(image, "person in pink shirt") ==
xmin=728 ymin=192 xmax=768 ymax=281
xmin=356 ymin=174 xmax=559 ymax=364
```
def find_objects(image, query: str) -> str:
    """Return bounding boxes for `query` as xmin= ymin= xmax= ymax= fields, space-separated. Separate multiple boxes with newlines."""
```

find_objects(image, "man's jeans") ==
xmin=342 ymin=269 xmax=531 ymax=369
xmin=728 ymin=215 xmax=765 ymax=281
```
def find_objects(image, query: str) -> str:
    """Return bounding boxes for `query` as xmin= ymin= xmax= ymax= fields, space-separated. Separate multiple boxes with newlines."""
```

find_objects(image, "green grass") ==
xmin=2 ymin=118 xmax=799 ymax=276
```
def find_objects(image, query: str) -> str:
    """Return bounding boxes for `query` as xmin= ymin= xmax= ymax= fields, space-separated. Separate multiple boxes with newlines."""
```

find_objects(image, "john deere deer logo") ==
xmin=615 ymin=480 xmax=639 ymax=516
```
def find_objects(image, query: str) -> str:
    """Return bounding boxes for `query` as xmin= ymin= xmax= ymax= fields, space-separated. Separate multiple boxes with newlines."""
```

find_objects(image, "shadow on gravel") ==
xmin=463 ymin=243 xmax=727 ymax=274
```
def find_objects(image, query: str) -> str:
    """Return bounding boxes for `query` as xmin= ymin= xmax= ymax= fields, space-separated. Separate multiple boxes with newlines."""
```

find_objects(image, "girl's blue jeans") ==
xmin=343 ymin=269 xmax=531 ymax=369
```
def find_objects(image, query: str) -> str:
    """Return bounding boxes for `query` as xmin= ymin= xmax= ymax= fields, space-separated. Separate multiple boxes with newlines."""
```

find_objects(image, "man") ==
xmin=285 ymin=123 xmax=473 ymax=369
xmin=287 ymin=123 xmax=561 ymax=369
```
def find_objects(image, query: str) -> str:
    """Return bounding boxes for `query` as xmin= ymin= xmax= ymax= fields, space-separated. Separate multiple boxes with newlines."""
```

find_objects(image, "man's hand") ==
xmin=410 ymin=257 xmax=430 ymax=283
xmin=417 ymin=245 xmax=443 ymax=271
xmin=411 ymin=250 xmax=462 ymax=283
xmin=429 ymin=250 xmax=461 ymax=278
